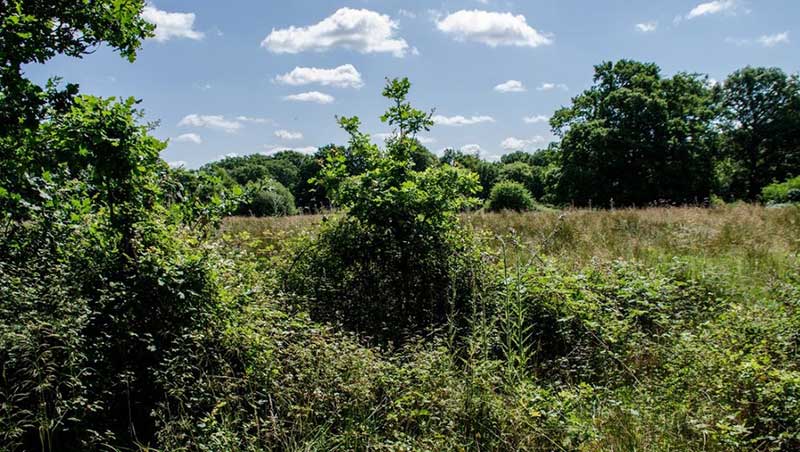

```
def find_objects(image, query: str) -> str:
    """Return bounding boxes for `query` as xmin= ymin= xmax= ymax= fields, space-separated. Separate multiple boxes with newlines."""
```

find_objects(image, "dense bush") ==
xmin=284 ymin=78 xmax=483 ymax=343
xmin=236 ymin=178 xmax=297 ymax=217
xmin=499 ymin=161 xmax=544 ymax=199
xmin=486 ymin=180 xmax=536 ymax=212
xmin=762 ymin=175 xmax=800 ymax=204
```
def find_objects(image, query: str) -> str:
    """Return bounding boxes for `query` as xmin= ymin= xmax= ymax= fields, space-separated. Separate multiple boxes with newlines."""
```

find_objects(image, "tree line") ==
xmin=180 ymin=60 xmax=800 ymax=215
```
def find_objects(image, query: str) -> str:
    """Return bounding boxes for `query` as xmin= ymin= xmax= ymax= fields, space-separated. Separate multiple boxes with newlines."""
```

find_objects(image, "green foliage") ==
xmin=441 ymin=148 xmax=501 ymax=200
xmin=553 ymin=60 xmax=718 ymax=206
xmin=486 ymin=180 xmax=536 ymax=212
xmin=236 ymin=178 xmax=297 ymax=217
xmin=719 ymin=67 xmax=800 ymax=200
xmin=499 ymin=161 xmax=545 ymax=200
xmin=762 ymin=175 xmax=800 ymax=204
xmin=287 ymin=78 xmax=483 ymax=343
xmin=789 ymin=188 xmax=800 ymax=203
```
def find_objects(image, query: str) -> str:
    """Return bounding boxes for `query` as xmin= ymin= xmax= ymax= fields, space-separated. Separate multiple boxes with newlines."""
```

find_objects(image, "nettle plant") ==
xmin=296 ymin=78 xmax=482 ymax=343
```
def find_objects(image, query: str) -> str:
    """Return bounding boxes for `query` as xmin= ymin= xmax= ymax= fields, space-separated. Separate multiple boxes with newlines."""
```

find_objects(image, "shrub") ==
xmin=486 ymin=181 xmax=535 ymax=212
xmin=788 ymin=188 xmax=800 ymax=203
xmin=285 ymin=78 xmax=483 ymax=343
xmin=499 ymin=161 xmax=545 ymax=199
xmin=236 ymin=178 xmax=297 ymax=217
xmin=762 ymin=175 xmax=800 ymax=204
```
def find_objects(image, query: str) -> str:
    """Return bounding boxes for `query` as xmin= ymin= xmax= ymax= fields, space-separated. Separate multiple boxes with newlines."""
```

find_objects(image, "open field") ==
xmin=223 ymin=203 xmax=800 ymax=272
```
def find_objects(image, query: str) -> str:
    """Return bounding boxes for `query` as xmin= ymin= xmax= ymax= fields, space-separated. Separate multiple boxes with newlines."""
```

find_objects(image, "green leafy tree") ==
xmin=1 ymin=0 xmax=154 ymax=220
xmin=441 ymin=148 xmax=501 ymax=200
xmin=718 ymin=67 xmax=800 ymax=199
xmin=0 ymin=3 xmax=237 ymax=450
xmin=552 ymin=60 xmax=718 ymax=206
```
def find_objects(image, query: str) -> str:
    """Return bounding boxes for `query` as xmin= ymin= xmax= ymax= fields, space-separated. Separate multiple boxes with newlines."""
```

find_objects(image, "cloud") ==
xmin=636 ymin=22 xmax=658 ymax=33
xmin=263 ymin=145 xmax=318 ymax=155
xmin=686 ymin=0 xmax=737 ymax=19
xmin=274 ymin=130 xmax=304 ymax=140
xmin=283 ymin=91 xmax=335 ymax=104
xmin=501 ymin=136 xmax=545 ymax=151
xmin=178 ymin=114 xmax=242 ymax=133
xmin=537 ymin=82 xmax=568 ymax=91
xmin=236 ymin=116 xmax=275 ymax=125
xmin=436 ymin=10 xmax=552 ymax=48
xmin=461 ymin=144 xmax=483 ymax=154
xmin=418 ymin=136 xmax=437 ymax=145
xmin=398 ymin=9 xmax=417 ymax=19
xmin=142 ymin=4 xmax=204 ymax=42
xmin=726 ymin=32 xmax=790 ymax=47
xmin=175 ymin=133 xmax=202 ymax=144
xmin=494 ymin=80 xmax=526 ymax=93
xmin=275 ymin=64 xmax=364 ymax=88
xmin=432 ymin=115 xmax=495 ymax=126
xmin=523 ymin=115 xmax=549 ymax=124
xmin=168 ymin=161 xmax=187 ymax=168
xmin=759 ymin=32 xmax=790 ymax=47
xmin=261 ymin=8 xmax=409 ymax=57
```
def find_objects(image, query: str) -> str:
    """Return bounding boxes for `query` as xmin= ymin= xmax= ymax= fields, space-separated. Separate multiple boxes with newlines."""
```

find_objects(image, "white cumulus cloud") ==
xmin=178 ymin=114 xmax=242 ymax=133
xmin=494 ymin=80 xmax=526 ymax=93
xmin=502 ymin=136 xmax=545 ymax=151
xmin=636 ymin=22 xmax=658 ymax=33
xmin=175 ymin=133 xmax=202 ymax=144
xmin=432 ymin=115 xmax=495 ymax=126
xmin=274 ymin=130 xmax=304 ymax=140
xmin=275 ymin=64 xmax=364 ymax=88
xmin=436 ymin=10 xmax=553 ymax=48
xmin=142 ymin=4 xmax=204 ymax=42
xmin=283 ymin=91 xmax=335 ymax=104
xmin=523 ymin=115 xmax=549 ymax=124
xmin=686 ymin=0 xmax=737 ymax=19
xmin=261 ymin=8 xmax=409 ymax=57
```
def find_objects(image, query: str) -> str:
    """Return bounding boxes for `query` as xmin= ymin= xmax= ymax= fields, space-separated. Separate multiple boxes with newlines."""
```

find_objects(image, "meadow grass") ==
xmin=223 ymin=204 xmax=800 ymax=280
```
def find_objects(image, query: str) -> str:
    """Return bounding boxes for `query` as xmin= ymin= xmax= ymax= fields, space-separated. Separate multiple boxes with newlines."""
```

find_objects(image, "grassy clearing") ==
xmin=224 ymin=204 xmax=800 ymax=274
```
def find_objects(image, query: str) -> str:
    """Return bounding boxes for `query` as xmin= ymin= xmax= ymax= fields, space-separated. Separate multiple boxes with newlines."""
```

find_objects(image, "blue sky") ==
xmin=24 ymin=0 xmax=799 ymax=168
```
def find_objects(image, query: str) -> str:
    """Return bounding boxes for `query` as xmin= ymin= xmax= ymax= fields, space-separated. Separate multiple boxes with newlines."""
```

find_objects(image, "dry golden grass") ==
xmin=221 ymin=204 xmax=800 ymax=282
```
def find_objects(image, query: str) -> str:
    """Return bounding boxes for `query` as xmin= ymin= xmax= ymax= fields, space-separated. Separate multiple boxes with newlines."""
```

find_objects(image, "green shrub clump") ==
xmin=486 ymin=180 xmax=536 ymax=212
xmin=762 ymin=175 xmax=800 ymax=204
xmin=236 ymin=178 xmax=297 ymax=216
xmin=285 ymin=78 xmax=483 ymax=343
